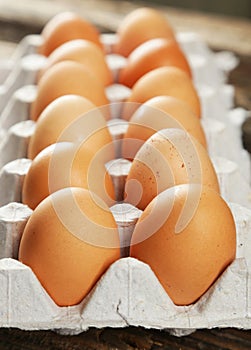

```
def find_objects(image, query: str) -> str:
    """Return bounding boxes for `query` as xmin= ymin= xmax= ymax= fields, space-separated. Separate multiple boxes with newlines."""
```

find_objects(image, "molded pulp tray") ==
xmin=0 ymin=32 xmax=251 ymax=336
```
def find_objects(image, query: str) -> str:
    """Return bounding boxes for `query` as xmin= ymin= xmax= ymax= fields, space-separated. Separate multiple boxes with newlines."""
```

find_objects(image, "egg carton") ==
xmin=0 ymin=31 xmax=251 ymax=336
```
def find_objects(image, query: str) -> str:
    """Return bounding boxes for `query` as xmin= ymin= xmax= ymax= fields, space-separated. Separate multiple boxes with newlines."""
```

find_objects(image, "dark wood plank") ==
xmin=229 ymin=54 xmax=251 ymax=110
xmin=1 ymin=327 xmax=251 ymax=350
xmin=0 ymin=0 xmax=251 ymax=55
xmin=228 ymin=53 xmax=251 ymax=152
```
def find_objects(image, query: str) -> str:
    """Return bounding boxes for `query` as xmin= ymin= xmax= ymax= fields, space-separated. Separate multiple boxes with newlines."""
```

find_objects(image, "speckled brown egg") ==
xmin=119 ymin=38 xmax=192 ymax=87
xmin=127 ymin=66 xmax=201 ymax=118
xmin=28 ymin=94 xmax=114 ymax=159
xmin=39 ymin=12 xmax=102 ymax=56
xmin=23 ymin=142 xmax=115 ymax=210
xmin=130 ymin=184 xmax=236 ymax=305
xmin=114 ymin=7 xmax=176 ymax=57
xmin=122 ymin=96 xmax=207 ymax=159
xmin=38 ymin=39 xmax=112 ymax=86
xmin=30 ymin=61 xmax=109 ymax=121
xmin=19 ymin=187 xmax=120 ymax=306
xmin=124 ymin=128 xmax=219 ymax=210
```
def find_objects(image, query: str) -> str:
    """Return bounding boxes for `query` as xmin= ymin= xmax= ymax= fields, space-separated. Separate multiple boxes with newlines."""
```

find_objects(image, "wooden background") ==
xmin=0 ymin=1 xmax=251 ymax=348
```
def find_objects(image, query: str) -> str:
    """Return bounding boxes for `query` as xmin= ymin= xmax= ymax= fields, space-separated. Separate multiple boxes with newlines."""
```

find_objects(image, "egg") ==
xmin=130 ymin=184 xmax=236 ymax=305
xmin=127 ymin=66 xmax=201 ymax=118
xmin=119 ymin=38 xmax=192 ymax=87
xmin=122 ymin=96 xmax=207 ymax=159
xmin=124 ymin=128 xmax=219 ymax=210
xmin=19 ymin=187 xmax=120 ymax=306
xmin=114 ymin=7 xmax=176 ymax=57
xmin=38 ymin=39 xmax=113 ymax=86
xmin=39 ymin=12 xmax=102 ymax=56
xmin=30 ymin=61 xmax=109 ymax=121
xmin=28 ymin=95 xmax=114 ymax=159
xmin=22 ymin=142 xmax=115 ymax=210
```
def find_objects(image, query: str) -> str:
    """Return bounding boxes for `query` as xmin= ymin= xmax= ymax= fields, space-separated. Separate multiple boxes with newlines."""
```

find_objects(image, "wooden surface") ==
xmin=1 ymin=326 xmax=251 ymax=350
xmin=0 ymin=0 xmax=251 ymax=55
xmin=0 ymin=0 xmax=251 ymax=349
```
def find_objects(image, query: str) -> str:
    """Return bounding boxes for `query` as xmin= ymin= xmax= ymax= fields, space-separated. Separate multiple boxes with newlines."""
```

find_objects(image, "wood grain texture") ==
xmin=1 ymin=327 xmax=251 ymax=350
xmin=0 ymin=0 xmax=251 ymax=55
xmin=229 ymin=54 xmax=251 ymax=152
xmin=229 ymin=54 xmax=251 ymax=110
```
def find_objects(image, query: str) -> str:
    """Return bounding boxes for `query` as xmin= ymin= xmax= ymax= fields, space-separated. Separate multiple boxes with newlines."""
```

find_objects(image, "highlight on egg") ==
xmin=30 ymin=61 xmax=109 ymax=121
xmin=119 ymin=38 xmax=192 ymax=88
xmin=38 ymin=39 xmax=113 ymax=86
xmin=39 ymin=12 xmax=102 ymax=56
xmin=28 ymin=94 xmax=114 ymax=159
xmin=19 ymin=187 xmax=120 ymax=306
xmin=114 ymin=7 xmax=176 ymax=57
xmin=130 ymin=184 xmax=236 ymax=306
xmin=122 ymin=96 xmax=207 ymax=159
xmin=124 ymin=128 xmax=219 ymax=210
xmin=127 ymin=66 xmax=201 ymax=118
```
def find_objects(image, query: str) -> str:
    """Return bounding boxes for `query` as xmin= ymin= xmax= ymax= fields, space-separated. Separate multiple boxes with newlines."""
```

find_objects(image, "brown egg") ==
xmin=30 ymin=61 xmax=109 ymax=121
xmin=39 ymin=12 xmax=102 ymax=56
xmin=124 ymin=128 xmax=219 ymax=210
xmin=23 ymin=142 xmax=115 ymax=210
xmin=28 ymin=95 xmax=114 ymax=159
xmin=127 ymin=66 xmax=201 ymax=118
xmin=122 ymin=96 xmax=207 ymax=159
xmin=114 ymin=7 xmax=176 ymax=57
xmin=19 ymin=187 xmax=120 ymax=306
xmin=119 ymin=38 xmax=192 ymax=87
xmin=130 ymin=184 xmax=236 ymax=305
xmin=38 ymin=39 xmax=112 ymax=86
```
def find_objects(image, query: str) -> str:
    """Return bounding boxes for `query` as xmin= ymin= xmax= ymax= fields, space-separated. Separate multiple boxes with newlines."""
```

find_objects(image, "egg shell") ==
xmin=30 ymin=61 xmax=109 ymax=121
xmin=127 ymin=66 xmax=201 ymax=118
xmin=130 ymin=184 xmax=236 ymax=306
xmin=38 ymin=39 xmax=113 ymax=86
xmin=114 ymin=7 xmax=176 ymax=57
xmin=122 ymin=96 xmax=207 ymax=159
xmin=125 ymin=128 xmax=220 ymax=210
xmin=23 ymin=142 xmax=115 ymax=210
xmin=28 ymin=95 xmax=114 ymax=159
xmin=19 ymin=187 xmax=120 ymax=306
xmin=119 ymin=38 xmax=192 ymax=87
xmin=39 ymin=12 xmax=102 ymax=56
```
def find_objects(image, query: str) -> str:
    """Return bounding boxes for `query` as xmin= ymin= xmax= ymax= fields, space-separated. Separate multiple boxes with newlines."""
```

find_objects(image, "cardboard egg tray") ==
xmin=0 ymin=31 xmax=251 ymax=337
